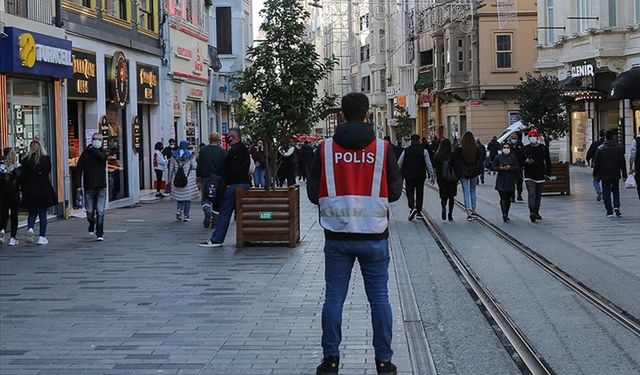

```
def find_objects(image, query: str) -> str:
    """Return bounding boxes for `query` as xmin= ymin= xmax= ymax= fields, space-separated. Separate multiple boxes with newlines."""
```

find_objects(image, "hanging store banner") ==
xmin=136 ymin=63 xmax=159 ymax=105
xmin=68 ymin=50 xmax=97 ymax=100
xmin=0 ymin=27 xmax=73 ymax=78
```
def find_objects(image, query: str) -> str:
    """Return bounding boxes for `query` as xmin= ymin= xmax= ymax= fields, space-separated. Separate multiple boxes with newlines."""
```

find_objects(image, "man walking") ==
xmin=523 ymin=129 xmax=552 ymax=223
xmin=586 ymin=129 xmax=605 ymax=201
xmin=199 ymin=128 xmax=250 ymax=247
xmin=487 ymin=136 xmax=500 ymax=175
xmin=398 ymin=134 xmax=435 ymax=221
xmin=509 ymin=133 xmax=525 ymax=202
xmin=196 ymin=132 xmax=226 ymax=228
xmin=308 ymin=92 xmax=403 ymax=375
xmin=594 ymin=129 xmax=627 ymax=217
xmin=77 ymin=133 xmax=108 ymax=241
xmin=630 ymin=127 xmax=640 ymax=200
xmin=475 ymin=137 xmax=487 ymax=184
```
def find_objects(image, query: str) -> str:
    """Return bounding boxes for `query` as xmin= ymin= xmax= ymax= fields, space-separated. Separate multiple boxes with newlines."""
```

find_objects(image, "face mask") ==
xmin=92 ymin=140 xmax=102 ymax=149
xmin=529 ymin=137 xmax=538 ymax=144
xmin=511 ymin=138 xmax=517 ymax=144
xmin=502 ymin=148 xmax=511 ymax=155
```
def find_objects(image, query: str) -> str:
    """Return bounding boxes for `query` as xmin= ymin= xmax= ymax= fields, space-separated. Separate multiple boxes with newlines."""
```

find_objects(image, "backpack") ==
xmin=441 ymin=160 xmax=458 ymax=182
xmin=173 ymin=161 xmax=191 ymax=188
xmin=203 ymin=175 xmax=222 ymax=202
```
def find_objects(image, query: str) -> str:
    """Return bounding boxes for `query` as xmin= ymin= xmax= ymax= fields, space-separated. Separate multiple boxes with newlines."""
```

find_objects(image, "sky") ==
xmin=252 ymin=0 xmax=265 ymax=40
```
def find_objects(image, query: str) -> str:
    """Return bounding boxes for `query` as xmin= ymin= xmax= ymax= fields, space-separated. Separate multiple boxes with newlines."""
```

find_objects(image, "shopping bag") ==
xmin=153 ymin=180 xmax=167 ymax=190
xmin=624 ymin=175 xmax=637 ymax=189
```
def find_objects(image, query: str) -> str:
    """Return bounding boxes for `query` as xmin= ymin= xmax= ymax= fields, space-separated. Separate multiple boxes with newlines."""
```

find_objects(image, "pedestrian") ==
xmin=630 ymin=126 xmax=640 ymax=200
xmin=307 ymin=92 xmax=402 ymax=375
xmin=508 ymin=133 xmax=525 ymax=202
xmin=199 ymin=128 xmax=250 ymax=247
xmin=277 ymin=139 xmax=296 ymax=187
xmin=196 ymin=133 xmax=226 ymax=228
xmin=398 ymin=134 xmax=435 ymax=221
xmin=586 ymin=129 xmax=606 ymax=201
xmin=452 ymin=131 xmax=484 ymax=221
xmin=593 ymin=129 xmax=627 ymax=217
xmin=432 ymin=138 xmax=458 ymax=221
xmin=487 ymin=136 xmax=500 ymax=174
xmin=492 ymin=142 xmax=520 ymax=222
xmin=20 ymin=140 xmax=57 ymax=245
xmin=430 ymin=136 xmax=440 ymax=157
xmin=77 ymin=133 xmax=109 ymax=241
xmin=522 ymin=129 xmax=552 ymax=223
xmin=476 ymin=137 xmax=487 ymax=184
xmin=251 ymin=140 xmax=267 ymax=188
xmin=394 ymin=140 xmax=404 ymax=160
xmin=153 ymin=142 xmax=167 ymax=198
xmin=301 ymin=140 xmax=315 ymax=182
xmin=162 ymin=138 xmax=177 ymax=160
xmin=168 ymin=141 xmax=198 ymax=222
xmin=0 ymin=148 xmax=22 ymax=246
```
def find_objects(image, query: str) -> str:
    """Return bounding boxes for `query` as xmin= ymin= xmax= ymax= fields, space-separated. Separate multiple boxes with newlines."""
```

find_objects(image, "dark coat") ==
xmin=593 ymin=140 xmax=627 ymax=182
xmin=487 ymin=139 xmax=500 ymax=161
xmin=400 ymin=144 xmax=428 ymax=180
xmin=492 ymin=154 xmax=520 ymax=192
xmin=433 ymin=156 xmax=457 ymax=199
xmin=523 ymin=144 xmax=552 ymax=181
xmin=221 ymin=142 xmax=250 ymax=185
xmin=20 ymin=155 xmax=57 ymax=210
xmin=586 ymin=138 xmax=604 ymax=166
xmin=452 ymin=146 xmax=484 ymax=179
xmin=76 ymin=146 xmax=108 ymax=189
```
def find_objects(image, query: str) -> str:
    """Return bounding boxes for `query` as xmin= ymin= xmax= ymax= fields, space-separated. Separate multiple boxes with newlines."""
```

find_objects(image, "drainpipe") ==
xmin=55 ymin=0 xmax=62 ymax=27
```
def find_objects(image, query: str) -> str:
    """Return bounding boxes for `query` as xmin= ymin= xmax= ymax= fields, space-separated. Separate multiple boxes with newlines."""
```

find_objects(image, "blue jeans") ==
xmin=85 ymin=188 xmax=107 ymax=237
xmin=177 ymin=201 xmax=191 ymax=216
xmin=253 ymin=166 xmax=265 ymax=188
xmin=460 ymin=177 xmax=477 ymax=210
xmin=210 ymin=183 xmax=249 ymax=243
xmin=592 ymin=178 xmax=602 ymax=194
xmin=322 ymin=239 xmax=393 ymax=362
xmin=27 ymin=208 xmax=48 ymax=237
xmin=601 ymin=180 xmax=620 ymax=215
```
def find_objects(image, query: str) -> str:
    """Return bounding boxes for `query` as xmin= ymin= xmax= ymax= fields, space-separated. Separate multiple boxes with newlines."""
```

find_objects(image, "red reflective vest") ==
xmin=319 ymin=138 xmax=389 ymax=234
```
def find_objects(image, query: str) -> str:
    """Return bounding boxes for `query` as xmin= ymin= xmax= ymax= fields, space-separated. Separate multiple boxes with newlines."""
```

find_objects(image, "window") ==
xmin=360 ymin=14 xmax=369 ymax=31
xmin=457 ymin=38 xmax=464 ymax=72
xmin=420 ymin=50 xmax=433 ymax=66
xmin=138 ymin=0 xmax=157 ymax=31
xmin=66 ymin=0 xmax=94 ymax=7
xmin=216 ymin=7 xmax=232 ymax=54
xmin=104 ymin=0 xmax=129 ymax=20
xmin=360 ymin=44 xmax=370 ymax=62
xmin=5 ymin=0 xmax=28 ymax=17
xmin=546 ymin=0 xmax=555 ymax=44
xmin=445 ymin=38 xmax=450 ymax=73
xmin=361 ymin=76 xmax=371 ymax=93
xmin=380 ymin=69 xmax=386 ymax=92
xmin=379 ymin=29 xmax=386 ymax=52
xmin=576 ymin=0 xmax=592 ymax=32
xmin=637 ymin=0 xmax=640 ymax=23
xmin=608 ymin=0 xmax=616 ymax=27
xmin=496 ymin=34 xmax=512 ymax=69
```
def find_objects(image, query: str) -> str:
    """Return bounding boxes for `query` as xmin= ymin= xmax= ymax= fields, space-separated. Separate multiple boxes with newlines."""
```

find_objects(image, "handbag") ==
xmin=442 ymin=160 xmax=458 ymax=181
xmin=624 ymin=175 xmax=637 ymax=189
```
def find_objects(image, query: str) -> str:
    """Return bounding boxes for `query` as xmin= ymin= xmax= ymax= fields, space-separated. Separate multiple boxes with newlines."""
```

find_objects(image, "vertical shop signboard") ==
xmin=132 ymin=116 xmax=142 ymax=154
xmin=100 ymin=116 xmax=109 ymax=148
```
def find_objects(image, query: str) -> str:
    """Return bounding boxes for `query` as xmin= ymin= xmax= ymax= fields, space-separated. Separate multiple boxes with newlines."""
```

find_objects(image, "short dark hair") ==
xmin=383 ymin=135 xmax=391 ymax=141
xmin=341 ymin=92 xmax=369 ymax=122
xmin=410 ymin=134 xmax=420 ymax=141
xmin=599 ymin=129 xmax=605 ymax=138
xmin=605 ymin=129 xmax=614 ymax=140
xmin=154 ymin=142 xmax=163 ymax=151
xmin=229 ymin=127 xmax=241 ymax=139
xmin=168 ymin=138 xmax=176 ymax=144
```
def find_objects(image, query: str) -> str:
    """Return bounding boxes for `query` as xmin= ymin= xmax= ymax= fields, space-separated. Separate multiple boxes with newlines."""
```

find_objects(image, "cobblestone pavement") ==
xmin=0 ymin=188 xmax=412 ymax=375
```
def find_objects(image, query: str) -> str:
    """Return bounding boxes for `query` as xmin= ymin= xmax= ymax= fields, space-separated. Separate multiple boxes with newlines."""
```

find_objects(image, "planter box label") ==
xmin=259 ymin=212 xmax=272 ymax=220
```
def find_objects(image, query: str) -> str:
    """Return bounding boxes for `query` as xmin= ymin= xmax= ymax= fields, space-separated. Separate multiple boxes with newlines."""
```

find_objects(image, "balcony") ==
xmin=4 ymin=0 xmax=56 ymax=25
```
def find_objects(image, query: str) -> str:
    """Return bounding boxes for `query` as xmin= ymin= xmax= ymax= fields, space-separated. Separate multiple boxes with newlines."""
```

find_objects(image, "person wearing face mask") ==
xmin=76 ymin=133 xmax=109 ymax=241
xmin=492 ymin=143 xmax=520 ymax=222
xmin=508 ymin=133 xmax=525 ymax=202
xmin=522 ymin=129 xmax=552 ymax=223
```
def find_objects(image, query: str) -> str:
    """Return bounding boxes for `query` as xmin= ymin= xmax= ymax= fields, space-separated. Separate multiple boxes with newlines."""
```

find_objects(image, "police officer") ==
xmin=308 ymin=92 xmax=403 ymax=375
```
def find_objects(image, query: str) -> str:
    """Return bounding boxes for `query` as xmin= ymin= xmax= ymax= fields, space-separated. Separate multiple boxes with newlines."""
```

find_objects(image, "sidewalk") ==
xmin=0 ymin=186 xmax=413 ymax=374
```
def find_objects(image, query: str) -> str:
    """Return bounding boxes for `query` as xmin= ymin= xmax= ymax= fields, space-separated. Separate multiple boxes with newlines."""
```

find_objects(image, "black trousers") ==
xmin=154 ymin=169 xmax=163 ymax=193
xmin=498 ymin=191 xmax=513 ymax=216
xmin=0 ymin=194 xmax=19 ymax=238
xmin=405 ymin=178 xmax=426 ymax=211
xmin=525 ymin=180 xmax=544 ymax=214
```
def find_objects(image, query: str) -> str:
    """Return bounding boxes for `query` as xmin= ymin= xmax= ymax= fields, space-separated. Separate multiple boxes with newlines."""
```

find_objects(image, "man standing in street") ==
xmin=586 ymin=129 xmax=606 ymax=201
xmin=199 ymin=128 xmax=250 ymax=247
xmin=475 ymin=137 xmax=487 ymax=184
xmin=77 ymin=133 xmax=108 ymax=241
xmin=308 ymin=92 xmax=403 ymax=375
xmin=398 ymin=134 xmax=435 ymax=221
xmin=523 ymin=129 xmax=552 ymax=223
xmin=594 ymin=129 xmax=627 ymax=217
xmin=487 ymin=136 xmax=500 ymax=175
xmin=509 ymin=133 xmax=525 ymax=202
xmin=196 ymin=132 xmax=226 ymax=228
xmin=630 ymin=126 xmax=640 ymax=200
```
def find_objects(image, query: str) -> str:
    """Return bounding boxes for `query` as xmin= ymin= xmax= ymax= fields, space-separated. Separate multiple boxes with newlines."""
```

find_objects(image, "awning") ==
xmin=414 ymin=71 xmax=433 ymax=92
xmin=608 ymin=67 xmax=640 ymax=100
xmin=559 ymin=76 xmax=584 ymax=90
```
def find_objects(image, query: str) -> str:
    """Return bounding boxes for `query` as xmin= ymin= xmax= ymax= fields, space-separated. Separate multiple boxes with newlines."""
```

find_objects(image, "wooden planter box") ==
xmin=542 ymin=162 xmax=571 ymax=195
xmin=236 ymin=186 xmax=301 ymax=248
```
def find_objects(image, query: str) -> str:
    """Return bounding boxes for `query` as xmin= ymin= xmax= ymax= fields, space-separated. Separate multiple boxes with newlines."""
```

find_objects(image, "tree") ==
xmin=394 ymin=105 xmax=413 ymax=142
xmin=515 ymin=72 xmax=569 ymax=148
xmin=231 ymin=0 xmax=337 ymax=189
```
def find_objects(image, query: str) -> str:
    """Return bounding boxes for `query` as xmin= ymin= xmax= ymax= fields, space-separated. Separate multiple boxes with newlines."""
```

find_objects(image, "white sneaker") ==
xmin=8 ymin=238 xmax=18 ymax=246
xmin=37 ymin=236 xmax=48 ymax=245
xmin=176 ymin=210 xmax=183 ymax=221
xmin=25 ymin=228 xmax=35 ymax=244
xmin=89 ymin=231 xmax=95 ymax=237
xmin=183 ymin=216 xmax=191 ymax=222
xmin=96 ymin=237 xmax=104 ymax=241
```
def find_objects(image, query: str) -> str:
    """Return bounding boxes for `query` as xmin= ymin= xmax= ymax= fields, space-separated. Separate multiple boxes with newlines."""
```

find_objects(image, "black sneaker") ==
xmin=534 ymin=213 xmax=543 ymax=220
xmin=203 ymin=212 xmax=212 ymax=228
xmin=511 ymin=196 xmax=516 ymax=203
xmin=316 ymin=356 xmax=339 ymax=375
xmin=596 ymin=192 xmax=602 ymax=202
xmin=530 ymin=214 xmax=537 ymax=223
xmin=503 ymin=215 xmax=510 ymax=223
xmin=408 ymin=209 xmax=417 ymax=221
xmin=614 ymin=208 xmax=622 ymax=217
xmin=415 ymin=211 xmax=423 ymax=219
xmin=376 ymin=360 xmax=397 ymax=374
xmin=517 ymin=194 xmax=523 ymax=201
xmin=441 ymin=209 xmax=447 ymax=221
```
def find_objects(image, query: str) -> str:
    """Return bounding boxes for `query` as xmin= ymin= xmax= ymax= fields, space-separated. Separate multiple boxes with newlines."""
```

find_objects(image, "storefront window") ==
xmin=106 ymin=102 xmax=129 ymax=201
xmin=571 ymin=111 xmax=587 ymax=164
xmin=185 ymin=100 xmax=199 ymax=147
xmin=7 ymin=78 xmax=52 ymax=159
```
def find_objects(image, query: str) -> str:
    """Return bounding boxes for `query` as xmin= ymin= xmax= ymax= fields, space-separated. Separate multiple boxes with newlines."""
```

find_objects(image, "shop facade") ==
xmin=0 ymin=26 xmax=73 ymax=211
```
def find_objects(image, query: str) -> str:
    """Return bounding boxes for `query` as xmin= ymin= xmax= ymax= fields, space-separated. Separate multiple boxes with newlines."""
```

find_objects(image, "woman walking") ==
xmin=21 ymin=140 xmax=57 ymax=245
xmin=168 ymin=141 xmax=198 ymax=221
xmin=0 ymin=148 xmax=22 ymax=246
xmin=153 ymin=142 xmax=167 ymax=198
xmin=433 ymin=138 xmax=458 ymax=221
xmin=492 ymin=143 xmax=520 ymax=222
xmin=452 ymin=131 xmax=484 ymax=221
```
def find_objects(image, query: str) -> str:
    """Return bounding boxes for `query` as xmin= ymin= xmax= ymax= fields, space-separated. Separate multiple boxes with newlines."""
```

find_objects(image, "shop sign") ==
xmin=571 ymin=63 xmax=595 ymax=77
xmin=173 ymin=83 xmax=181 ymax=116
xmin=418 ymin=91 xmax=434 ymax=106
xmin=136 ymin=64 xmax=159 ymax=105
xmin=0 ymin=27 xmax=73 ymax=78
xmin=632 ymin=100 xmax=640 ymax=110
xmin=106 ymin=51 xmax=129 ymax=109
xmin=175 ymin=46 xmax=193 ymax=60
xmin=69 ymin=50 xmax=97 ymax=100
xmin=100 ymin=116 xmax=109 ymax=149
xmin=386 ymin=87 xmax=400 ymax=97
xmin=132 ymin=116 xmax=142 ymax=154
xmin=188 ymin=87 xmax=204 ymax=100
xmin=194 ymin=47 xmax=204 ymax=74
xmin=396 ymin=96 xmax=407 ymax=107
